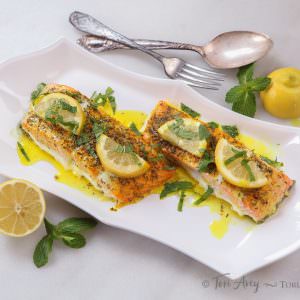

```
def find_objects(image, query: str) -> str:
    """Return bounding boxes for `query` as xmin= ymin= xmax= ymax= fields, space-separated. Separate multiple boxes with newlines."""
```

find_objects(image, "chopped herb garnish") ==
xmin=198 ymin=150 xmax=214 ymax=172
xmin=85 ymin=143 xmax=98 ymax=159
xmin=260 ymin=156 xmax=284 ymax=169
xmin=207 ymin=121 xmax=219 ymax=129
xmin=149 ymin=152 xmax=165 ymax=162
xmin=163 ymin=165 xmax=177 ymax=171
xmin=129 ymin=122 xmax=141 ymax=136
xmin=241 ymin=159 xmax=255 ymax=181
xmin=58 ymin=100 xmax=77 ymax=113
xmin=160 ymin=181 xmax=193 ymax=199
xmin=17 ymin=142 xmax=30 ymax=162
xmin=76 ymin=133 xmax=89 ymax=147
xmin=221 ymin=125 xmax=239 ymax=138
xmin=193 ymin=186 xmax=214 ymax=205
xmin=225 ymin=149 xmax=246 ymax=165
xmin=180 ymin=103 xmax=200 ymax=118
xmin=92 ymin=123 xmax=106 ymax=140
xmin=198 ymin=124 xmax=210 ymax=140
xmin=168 ymin=118 xmax=198 ymax=140
xmin=31 ymin=82 xmax=46 ymax=101
xmin=90 ymin=87 xmax=117 ymax=113
xmin=44 ymin=100 xmax=79 ymax=133
xmin=177 ymin=191 xmax=185 ymax=212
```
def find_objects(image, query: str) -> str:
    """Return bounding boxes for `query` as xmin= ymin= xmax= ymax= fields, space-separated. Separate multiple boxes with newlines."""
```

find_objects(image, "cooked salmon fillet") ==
xmin=143 ymin=101 xmax=294 ymax=223
xmin=21 ymin=84 xmax=175 ymax=207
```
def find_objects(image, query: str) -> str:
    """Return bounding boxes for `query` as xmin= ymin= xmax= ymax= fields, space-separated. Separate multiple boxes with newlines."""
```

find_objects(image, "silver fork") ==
xmin=69 ymin=11 xmax=224 ymax=90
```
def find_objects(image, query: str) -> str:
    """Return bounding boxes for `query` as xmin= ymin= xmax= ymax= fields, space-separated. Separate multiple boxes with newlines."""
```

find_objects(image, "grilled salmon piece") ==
xmin=143 ymin=101 xmax=294 ymax=222
xmin=21 ymin=111 xmax=75 ymax=168
xmin=72 ymin=107 xmax=175 ymax=207
xmin=21 ymin=84 xmax=175 ymax=206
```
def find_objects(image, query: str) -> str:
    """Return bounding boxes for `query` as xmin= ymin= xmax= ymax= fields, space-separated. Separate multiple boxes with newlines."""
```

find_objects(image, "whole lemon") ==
xmin=260 ymin=67 xmax=300 ymax=119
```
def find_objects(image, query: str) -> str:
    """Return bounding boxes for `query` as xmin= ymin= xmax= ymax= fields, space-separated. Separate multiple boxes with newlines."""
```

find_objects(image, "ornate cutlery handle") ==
xmin=77 ymin=35 xmax=202 ymax=54
xmin=69 ymin=11 xmax=165 ymax=62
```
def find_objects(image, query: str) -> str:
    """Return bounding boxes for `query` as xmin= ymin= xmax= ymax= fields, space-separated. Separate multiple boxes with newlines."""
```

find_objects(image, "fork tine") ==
xmin=181 ymin=79 xmax=219 ymax=90
xmin=177 ymin=73 xmax=221 ymax=86
xmin=182 ymin=67 xmax=224 ymax=82
xmin=185 ymin=63 xmax=226 ymax=77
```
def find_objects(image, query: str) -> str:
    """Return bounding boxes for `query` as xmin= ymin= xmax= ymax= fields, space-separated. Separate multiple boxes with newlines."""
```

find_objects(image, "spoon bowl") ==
xmin=202 ymin=31 xmax=273 ymax=69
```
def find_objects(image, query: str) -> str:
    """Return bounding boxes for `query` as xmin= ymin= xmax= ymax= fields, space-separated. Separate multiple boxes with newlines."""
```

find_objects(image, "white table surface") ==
xmin=1 ymin=0 xmax=300 ymax=299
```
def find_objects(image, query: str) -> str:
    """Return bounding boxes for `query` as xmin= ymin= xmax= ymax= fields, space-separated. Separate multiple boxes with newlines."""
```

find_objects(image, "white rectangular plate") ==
xmin=0 ymin=38 xmax=299 ymax=279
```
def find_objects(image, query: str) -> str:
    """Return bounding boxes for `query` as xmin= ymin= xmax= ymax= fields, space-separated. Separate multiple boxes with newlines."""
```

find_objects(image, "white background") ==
xmin=0 ymin=0 xmax=300 ymax=299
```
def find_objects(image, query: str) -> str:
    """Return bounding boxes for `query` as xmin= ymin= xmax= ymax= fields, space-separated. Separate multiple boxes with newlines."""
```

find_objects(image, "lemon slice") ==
xmin=33 ymin=92 xmax=85 ymax=135
xmin=215 ymin=138 xmax=268 ymax=188
xmin=0 ymin=179 xmax=46 ymax=237
xmin=96 ymin=134 xmax=150 ymax=178
xmin=158 ymin=118 xmax=207 ymax=156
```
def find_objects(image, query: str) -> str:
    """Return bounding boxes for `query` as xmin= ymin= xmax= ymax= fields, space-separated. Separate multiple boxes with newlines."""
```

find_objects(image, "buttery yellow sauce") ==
xmin=17 ymin=106 xmax=277 ymax=240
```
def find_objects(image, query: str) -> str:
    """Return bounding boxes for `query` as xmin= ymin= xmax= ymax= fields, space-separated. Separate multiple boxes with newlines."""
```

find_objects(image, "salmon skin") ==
xmin=143 ymin=101 xmax=294 ymax=223
xmin=21 ymin=84 xmax=175 ymax=207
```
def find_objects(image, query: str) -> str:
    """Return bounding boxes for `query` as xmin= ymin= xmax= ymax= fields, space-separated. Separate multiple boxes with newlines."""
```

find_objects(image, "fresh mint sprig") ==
xmin=225 ymin=63 xmax=271 ymax=117
xmin=33 ymin=217 xmax=97 ymax=268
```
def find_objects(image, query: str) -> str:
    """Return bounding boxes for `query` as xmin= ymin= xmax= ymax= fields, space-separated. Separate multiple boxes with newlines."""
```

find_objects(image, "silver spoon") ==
xmin=77 ymin=31 xmax=273 ymax=69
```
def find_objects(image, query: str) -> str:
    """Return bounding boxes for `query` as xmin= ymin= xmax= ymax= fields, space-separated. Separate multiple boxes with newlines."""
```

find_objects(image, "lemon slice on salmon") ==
xmin=158 ymin=118 xmax=207 ymax=156
xmin=96 ymin=134 xmax=150 ymax=178
xmin=0 ymin=179 xmax=46 ymax=237
xmin=33 ymin=92 xmax=85 ymax=135
xmin=215 ymin=138 xmax=268 ymax=188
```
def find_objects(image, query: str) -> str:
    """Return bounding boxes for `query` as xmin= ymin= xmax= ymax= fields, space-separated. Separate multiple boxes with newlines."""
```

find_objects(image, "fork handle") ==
xmin=78 ymin=35 xmax=203 ymax=54
xmin=69 ymin=11 xmax=165 ymax=63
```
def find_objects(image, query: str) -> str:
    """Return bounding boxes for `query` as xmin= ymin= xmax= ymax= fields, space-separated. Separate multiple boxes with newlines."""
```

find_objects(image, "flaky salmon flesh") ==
xmin=21 ymin=84 xmax=175 ymax=207
xmin=143 ymin=101 xmax=294 ymax=223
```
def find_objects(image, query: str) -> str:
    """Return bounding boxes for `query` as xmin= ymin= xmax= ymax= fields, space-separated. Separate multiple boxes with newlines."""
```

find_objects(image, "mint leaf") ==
xmin=232 ymin=91 xmax=256 ymax=117
xmin=31 ymin=82 xmax=46 ymax=101
xmin=180 ymin=103 xmax=200 ymax=118
xmin=225 ymin=64 xmax=271 ymax=118
xmin=207 ymin=121 xmax=219 ymax=129
xmin=198 ymin=150 xmax=214 ymax=172
xmin=260 ymin=156 xmax=284 ymax=169
xmin=62 ymin=233 xmax=86 ymax=248
xmin=241 ymin=159 xmax=256 ymax=181
xmin=221 ymin=125 xmax=239 ymax=138
xmin=193 ymin=186 xmax=214 ymax=205
xmin=33 ymin=235 xmax=53 ymax=268
xmin=33 ymin=217 xmax=97 ymax=268
xmin=93 ymin=123 xmax=106 ymax=140
xmin=56 ymin=218 xmax=97 ymax=234
xmin=198 ymin=124 xmax=210 ymax=140
xmin=225 ymin=85 xmax=247 ymax=104
xmin=17 ymin=142 xmax=30 ymax=162
xmin=44 ymin=218 xmax=55 ymax=236
xmin=129 ymin=122 xmax=141 ymax=136
xmin=177 ymin=191 xmax=185 ymax=212
xmin=247 ymin=77 xmax=271 ymax=91
xmin=237 ymin=63 xmax=254 ymax=84
xmin=160 ymin=181 xmax=193 ymax=199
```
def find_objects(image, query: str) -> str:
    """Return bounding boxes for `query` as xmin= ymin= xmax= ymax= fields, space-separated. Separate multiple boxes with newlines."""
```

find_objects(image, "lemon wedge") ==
xmin=158 ymin=118 xmax=207 ymax=156
xmin=33 ymin=92 xmax=85 ymax=135
xmin=0 ymin=179 xmax=46 ymax=237
xmin=96 ymin=134 xmax=150 ymax=178
xmin=215 ymin=138 xmax=268 ymax=188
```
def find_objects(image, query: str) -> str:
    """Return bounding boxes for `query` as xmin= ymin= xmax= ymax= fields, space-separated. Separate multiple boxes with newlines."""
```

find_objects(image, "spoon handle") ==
xmin=78 ymin=35 xmax=203 ymax=54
